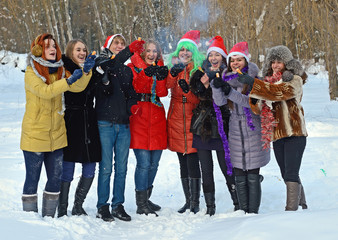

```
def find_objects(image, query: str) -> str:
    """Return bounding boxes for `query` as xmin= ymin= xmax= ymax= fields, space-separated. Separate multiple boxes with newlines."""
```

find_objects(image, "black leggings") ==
xmin=177 ymin=152 xmax=201 ymax=179
xmin=273 ymin=136 xmax=306 ymax=182
xmin=233 ymin=168 xmax=260 ymax=176
xmin=198 ymin=149 xmax=235 ymax=193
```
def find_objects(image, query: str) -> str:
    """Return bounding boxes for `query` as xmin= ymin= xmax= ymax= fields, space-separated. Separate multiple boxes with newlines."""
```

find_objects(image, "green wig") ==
xmin=167 ymin=41 xmax=205 ymax=76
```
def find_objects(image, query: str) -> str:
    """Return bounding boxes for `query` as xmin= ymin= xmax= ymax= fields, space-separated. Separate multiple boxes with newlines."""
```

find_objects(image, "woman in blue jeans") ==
xmin=21 ymin=33 xmax=92 ymax=217
xmin=128 ymin=40 xmax=168 ymax=216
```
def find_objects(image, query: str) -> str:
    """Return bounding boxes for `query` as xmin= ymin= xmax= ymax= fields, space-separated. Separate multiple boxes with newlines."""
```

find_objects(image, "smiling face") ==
xmin=229 ymin=56 xmax=246 ymax=72
xmin=271 ymin=60 xmax=286 ymax=74
xmin=72 ymin=41 xmax=87 ymax=65
xmin=208 ymin=51 xmax=223 ymax=70
xmin=144 ymin=43 xmax=158 ymax=65
xmin=109 ymin=37 xmax=125 ymax=55
xmin=44 ymin=39 xmax=56 ymax=61
xmin=178 ymin=47 xmax=192 ymax=65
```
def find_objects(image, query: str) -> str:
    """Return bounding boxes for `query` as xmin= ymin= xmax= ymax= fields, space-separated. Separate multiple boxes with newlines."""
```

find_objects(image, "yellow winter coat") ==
xmin=20 ymin=66 xmax=92 ymax=152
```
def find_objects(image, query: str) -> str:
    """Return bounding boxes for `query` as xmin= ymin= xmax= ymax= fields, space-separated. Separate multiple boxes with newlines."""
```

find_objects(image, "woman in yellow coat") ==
xmin=20 ymin=33 xmax=95 ymax=218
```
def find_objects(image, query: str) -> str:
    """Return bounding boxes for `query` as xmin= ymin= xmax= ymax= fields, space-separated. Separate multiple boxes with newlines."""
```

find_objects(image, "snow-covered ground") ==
xmin=0 ymin=52 xmax=338 ymax=240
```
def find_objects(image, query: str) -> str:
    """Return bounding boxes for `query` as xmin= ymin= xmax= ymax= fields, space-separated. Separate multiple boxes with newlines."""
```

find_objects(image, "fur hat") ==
xmin=206 ymin=36 xmax=227 ymax=59
xmin=227 ymin=42 xmax=249 ymax=64
xmin=177 ymin=30 xmax=200 ymax=49
xmin=101 ymin=34 xmax=126 ymax=50
xmin=262 ymin=45 xmax=304 ymax=81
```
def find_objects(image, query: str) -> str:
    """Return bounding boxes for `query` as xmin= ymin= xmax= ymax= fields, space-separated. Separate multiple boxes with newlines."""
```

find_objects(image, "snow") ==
xmin=1 ymin=53 xmax=338 ymax=240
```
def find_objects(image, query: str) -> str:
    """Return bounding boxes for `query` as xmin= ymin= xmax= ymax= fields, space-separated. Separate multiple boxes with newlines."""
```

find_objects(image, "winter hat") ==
xmin=206 ymin=36 xmax=227 ymax=59
xmin=226 ymin=42 xmax=249 ymax=64
xmin=101 ymin=34 xmax=126 ymax=50
xmin=177 ymin=30 xmax=200 ymax=49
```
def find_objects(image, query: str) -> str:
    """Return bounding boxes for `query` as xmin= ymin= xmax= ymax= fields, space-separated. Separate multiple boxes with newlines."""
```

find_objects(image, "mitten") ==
xmin=237 ymin=72 xmax=254 ymax=86
xmin=66 ymin=69 xmax=83 ymax=85
xmin=170 ymin=63 xmax=185 ymax=77
xmin=178 ymin=79 xmax=190 ymax=93
xmin=156 ymin=66 xmax=169 ymax=80
xmin=144 ymin=65 xmax=158 ymax=77
xmin=83 ymin=52 xmax=97 ymax=74
xmin=129 ymin=39 xmax=145 ymax=54
xmin=212 ymin=77 xmax=231 ymax=95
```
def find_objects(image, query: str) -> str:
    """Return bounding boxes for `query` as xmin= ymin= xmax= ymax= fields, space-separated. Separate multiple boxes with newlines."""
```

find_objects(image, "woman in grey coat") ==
xmin=211 ymin=42 xmax=270 ymax=214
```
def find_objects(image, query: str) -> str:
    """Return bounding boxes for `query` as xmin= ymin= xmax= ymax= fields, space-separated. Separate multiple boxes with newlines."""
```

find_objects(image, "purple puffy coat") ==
xmin=211 ymin=62 xmax=270 ymax=170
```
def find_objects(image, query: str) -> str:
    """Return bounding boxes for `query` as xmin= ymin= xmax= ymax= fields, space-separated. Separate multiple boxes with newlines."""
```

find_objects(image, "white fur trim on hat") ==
xmin=207 ymin=47 xmax=227 ymax=59
xmin=227 ymin=52 xmax=249 ymax=64
xmin=101 ymin=34 xmax=126 ymax=50
xmin=177 ymin=38 xmax=198 ymax=48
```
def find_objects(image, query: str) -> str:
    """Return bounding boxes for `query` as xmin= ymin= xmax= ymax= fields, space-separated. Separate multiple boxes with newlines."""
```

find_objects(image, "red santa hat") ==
xmin=177 ymin=30 xmax=200 ymax=48
xmin=227 ymin=41 xmax=250 ymax=64
xmin=101 ymin=34 xmax=126 ymax=50
xmin=206 ymin=36 xmax=228 ymax=59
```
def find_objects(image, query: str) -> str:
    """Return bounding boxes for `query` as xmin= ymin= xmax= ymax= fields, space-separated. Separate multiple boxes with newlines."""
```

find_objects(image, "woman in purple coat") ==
xmin=211 ymin=42 xmax=270 ymax=214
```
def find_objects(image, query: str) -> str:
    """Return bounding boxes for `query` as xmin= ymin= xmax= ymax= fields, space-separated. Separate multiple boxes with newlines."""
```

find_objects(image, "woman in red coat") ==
xmin=128 ymin=40 xmax=168 ymax=216
xmin=166 ymin=30 xmax=205 ymax=214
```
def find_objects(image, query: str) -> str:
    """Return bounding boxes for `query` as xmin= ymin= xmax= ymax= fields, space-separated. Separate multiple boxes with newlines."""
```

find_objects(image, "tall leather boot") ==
xmin=204 ymin=191 xmax=215 ymax=216
xmin=57 ymin=181 xmax=70 ymax=217
xmin=227 ymin=183 xmax=240 ymax=211
xmin=42 ymin=191 xmax=59 ymax=217
xmin=247 ymin=174 xmax=263 ymax=214
xmin=135 ymin=190 xmax=158 ymax=216
xmin=189 ymin=178 xmax=201 ymax=214
xmin=235 ymin=175 xmax=248 ymax=212
xmin=299 ymin=183 xmax=308 ymax=209
xmin=285 ymin=181 xmax=301 ymax=211
xmin=72 ymin=177 xmax=94 ymax=216
xmin=22 ymin=194 xmax=38 ymax=213
xmin=147 ymin=185 xmax=161 ymax=211
xmin=178 ymin=178 xmax=190 ymax=213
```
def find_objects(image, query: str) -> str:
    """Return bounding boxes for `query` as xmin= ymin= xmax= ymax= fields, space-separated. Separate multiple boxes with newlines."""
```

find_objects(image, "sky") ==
xmin=0 ymin=52 xmax=338 ymax=240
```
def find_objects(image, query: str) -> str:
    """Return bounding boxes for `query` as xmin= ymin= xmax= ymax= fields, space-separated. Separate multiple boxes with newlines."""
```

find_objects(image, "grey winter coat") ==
xmin=211 ymin=62 xmax=270 ymax=170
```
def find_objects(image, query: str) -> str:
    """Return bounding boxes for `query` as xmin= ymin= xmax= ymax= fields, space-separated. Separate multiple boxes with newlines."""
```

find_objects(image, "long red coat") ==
xmin=128 ymin=53 xmax=168 ymax=150
xmin=166 ymin=62 xmax=200 ymax=154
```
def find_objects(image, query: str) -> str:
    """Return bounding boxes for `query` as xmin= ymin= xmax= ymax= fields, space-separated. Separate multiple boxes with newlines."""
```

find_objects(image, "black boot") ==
xmin=204 ymin=192 xmax=215 ymax=216
xmin=96 ymin=205 xmax=114 ymax=222
xmin=147 ymin=186 xmax=161 ymax=211
xmin=189 ymin=178 xmax=201 ymax=214
xmin=22 ymin=194 xmax=38 ymax=213
xmin=42 ymin=191 xmax=59 ymax=218
xmin=72 ymin=177 xmax=94 ymax=216
xmin=178 ymin=178 xmax=190 ymax=213
xmin=235 ymin=175 xmax=249 ymax=213
xmin=111 ymin=204 xmax=131 ymax=221
xmin=136 ymin=190 xmax=158 ymax=216
xmin=247 ymin=174 xmax=263 ymax=214
xmin=58 ymin=181 xmax=70 ymax=217
xmin=227 ymin=183 xmax=240 ymax=211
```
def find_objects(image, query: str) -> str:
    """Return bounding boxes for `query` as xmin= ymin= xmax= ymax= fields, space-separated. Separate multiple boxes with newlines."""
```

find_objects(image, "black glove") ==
xmin=66 ymin=69 xmax=83 ymax=85
xmin=237 ymin=72 xmax=254 ymax=86
xmin=156 ymin=66 xmax=169 ymax=80
xmin=144 ymin=65 xmax=158 ymax=77
xmin=178 ymin=79 xmax=190 ymax=93
xmin=213 ymin=77 xmax=231 ymax=95
xmin=170 ymin=63 xmax=185 ymax=77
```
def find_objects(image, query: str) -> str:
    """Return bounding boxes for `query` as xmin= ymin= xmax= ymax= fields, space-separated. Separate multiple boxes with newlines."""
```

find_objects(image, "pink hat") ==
xmin=177 ymin=30 xmax=200 ymax=48
xmin=206 ymin=36 xmax=228 ymax=59
xmin=101 ymin=34 xmax=126 ymax=50
xmin=227 ymin=41 xmax=250 ymax=64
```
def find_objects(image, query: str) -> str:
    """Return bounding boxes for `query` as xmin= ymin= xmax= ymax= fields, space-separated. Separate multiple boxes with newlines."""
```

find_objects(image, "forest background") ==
xmin=0 ymin=0 xmax=337 ymax=98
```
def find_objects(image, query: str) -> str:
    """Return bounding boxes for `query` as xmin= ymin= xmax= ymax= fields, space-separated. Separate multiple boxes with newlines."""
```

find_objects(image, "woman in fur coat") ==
xmin=189 ymin=36 xmax=239 ymax=215
xmin=211 ymin=42 xmax=270 ymax=214
xmin=238 ymin=45 xmax=308 ymax=211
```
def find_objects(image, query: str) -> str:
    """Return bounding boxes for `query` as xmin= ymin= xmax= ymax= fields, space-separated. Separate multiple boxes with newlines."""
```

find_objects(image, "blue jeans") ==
xmin=22 ymin=149 xmax=63 ymax=194
xmin=61 ymin=161 xmax=96 ymax=182
xmin=134 ymin=149 xmax=162 ymax=191
xmin=97 ymin=121 xmax=130 ymax=209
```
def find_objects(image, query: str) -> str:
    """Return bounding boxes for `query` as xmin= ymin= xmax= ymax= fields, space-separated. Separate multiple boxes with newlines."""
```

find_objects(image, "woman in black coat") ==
xmin=58 ymin=39 xmax=100 ymax=217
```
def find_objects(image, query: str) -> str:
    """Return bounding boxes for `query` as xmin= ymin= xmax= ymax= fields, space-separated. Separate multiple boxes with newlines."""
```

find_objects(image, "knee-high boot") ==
xmin=72 ymin=177 xmax=94 ymax=216
xmin=204 ymin=191 xmax=215 ymax=216
xmin=247 ymin=174 xmax=263 ymax=214
xmin=135 ymin=190 xmax=158 ymax=216
xmin=227 ymin=183 xmax=240 ymax=211
xmin=235 ymin=175 xmax=248 ymax=212
xmin=189 ymin=178 xmax=201 ymax=214
xmin=178 ymin=178 xmax=190 ymax=213
xmin=57 ymin=181 xmax=71 ymax=217
xmin=285 ymin=181 xmax=301 ymax=211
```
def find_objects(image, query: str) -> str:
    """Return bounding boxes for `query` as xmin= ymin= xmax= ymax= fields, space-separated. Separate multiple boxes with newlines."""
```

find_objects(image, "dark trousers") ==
xmin=177 ymin=152 xmax=201 ymax=179
xmin=234 ymin=168 xmax=260 ymax=176
xmin=198 ymin=149 xmax=235 ymax=193
xmin=23 ymin=149 xmax=63 ymax=194
xmin=61 ymin=161 xmax=96 ymax=182
xmin=273 ymin=136 xmax=306 ymax=182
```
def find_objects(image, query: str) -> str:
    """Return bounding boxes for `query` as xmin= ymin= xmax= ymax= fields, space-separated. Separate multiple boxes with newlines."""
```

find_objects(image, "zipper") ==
xmin=236 ymin=104 xmax=246 ymax=170
xmin=50 ymin=97 xmax=54 ymax=151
